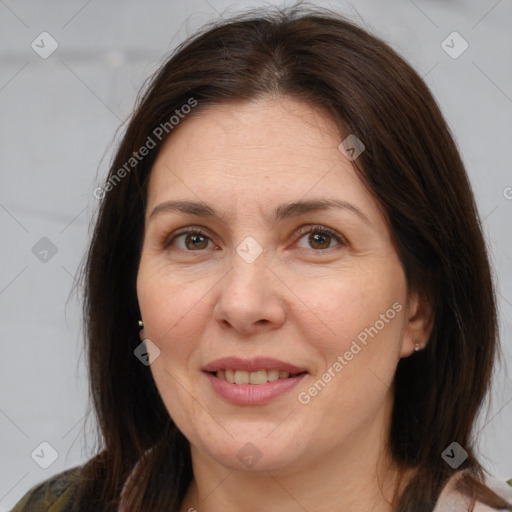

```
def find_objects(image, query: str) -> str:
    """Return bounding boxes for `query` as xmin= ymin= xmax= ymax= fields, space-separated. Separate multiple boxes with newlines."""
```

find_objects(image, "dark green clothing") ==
xmin=10 ymin=465 xmax=82 ymax=512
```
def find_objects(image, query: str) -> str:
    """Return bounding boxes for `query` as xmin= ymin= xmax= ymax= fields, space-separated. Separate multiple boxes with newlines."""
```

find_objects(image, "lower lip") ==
xmin=204 ymin=372 xmax=307 ymax=405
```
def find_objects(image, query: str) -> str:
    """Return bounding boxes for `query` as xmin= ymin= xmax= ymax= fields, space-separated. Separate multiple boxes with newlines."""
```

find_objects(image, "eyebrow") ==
xmin=149 ymin=198 xmax=372 ymax=226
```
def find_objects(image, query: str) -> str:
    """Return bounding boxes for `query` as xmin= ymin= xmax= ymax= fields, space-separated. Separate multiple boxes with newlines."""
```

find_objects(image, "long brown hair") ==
xmin=73 ymin=4 xmax=510 ymax=511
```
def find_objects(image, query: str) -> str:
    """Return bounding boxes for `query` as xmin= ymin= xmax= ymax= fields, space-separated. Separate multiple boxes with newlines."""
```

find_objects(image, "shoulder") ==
xmin=434 ymin=472 xmax=512 ymax=512
xmin=478 ymin=477 xmax=512 ymax=511
xmin=9 ymin=464 xmax=84 ymax=512
xmin=474 ymin=474 xmax=512 ymax=511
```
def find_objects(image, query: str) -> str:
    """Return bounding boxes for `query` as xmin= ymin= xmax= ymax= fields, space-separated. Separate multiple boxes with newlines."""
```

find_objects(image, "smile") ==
xmin=204 ymin=371 xmax=307 ymax=405
xmin=213 ymin=369 xmax=304 ymax=384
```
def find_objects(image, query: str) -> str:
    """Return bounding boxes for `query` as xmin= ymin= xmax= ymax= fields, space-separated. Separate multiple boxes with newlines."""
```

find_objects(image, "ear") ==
xmin=399 ymin=289 xmax=434 ymax=358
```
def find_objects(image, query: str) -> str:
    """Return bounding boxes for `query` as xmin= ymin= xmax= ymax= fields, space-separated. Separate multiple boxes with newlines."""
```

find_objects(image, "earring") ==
xmin=138 ymin=320 xmax=145 ymax=341
xmin=414 ymin=341 xmax=421 ymax=352
xmin=138 ymin=320 xmax=144 ymax=328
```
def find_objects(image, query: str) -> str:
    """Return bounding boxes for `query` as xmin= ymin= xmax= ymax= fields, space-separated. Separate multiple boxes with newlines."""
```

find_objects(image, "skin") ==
xmin=136 ymin=96 xmax=433 ymax=512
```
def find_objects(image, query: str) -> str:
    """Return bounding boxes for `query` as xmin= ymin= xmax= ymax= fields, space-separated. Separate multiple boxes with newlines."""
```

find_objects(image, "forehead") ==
xmin=145 ymin=96 xmax=384 ymax=226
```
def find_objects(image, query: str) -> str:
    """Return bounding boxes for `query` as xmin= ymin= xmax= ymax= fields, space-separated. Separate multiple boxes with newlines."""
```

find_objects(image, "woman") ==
xmin=11 ymin=5 xmax=512 ymax=512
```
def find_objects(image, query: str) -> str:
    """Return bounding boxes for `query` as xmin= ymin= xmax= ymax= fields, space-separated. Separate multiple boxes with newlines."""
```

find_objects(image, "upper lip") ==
xmin=202 ymin=357 xmax=308 ymax=374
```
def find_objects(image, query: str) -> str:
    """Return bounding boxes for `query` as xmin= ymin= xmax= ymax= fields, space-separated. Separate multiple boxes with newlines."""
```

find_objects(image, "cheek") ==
xmin=292 ymin=260 xmax=406 ymax=419
xmin=137 ymin=258 xmax=208 ymax=342
xmin=294 ymin=260 xmax=406 ymax=350
xmin=291 ymin=265 xmax=408 ymax=427
xmin=137 ymin=266 xmax=212 ymax=430
xmin=137 ymin=261 xmax=223 ymax=410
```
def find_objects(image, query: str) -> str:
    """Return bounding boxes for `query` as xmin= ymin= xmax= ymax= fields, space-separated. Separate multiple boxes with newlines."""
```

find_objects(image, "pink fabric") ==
xmin=433 ymin=473 xmax=512 ymax=512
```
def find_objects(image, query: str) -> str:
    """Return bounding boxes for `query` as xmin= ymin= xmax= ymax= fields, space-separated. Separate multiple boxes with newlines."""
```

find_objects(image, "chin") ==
xmin=194 ymin=429 xmax=305 ymax=472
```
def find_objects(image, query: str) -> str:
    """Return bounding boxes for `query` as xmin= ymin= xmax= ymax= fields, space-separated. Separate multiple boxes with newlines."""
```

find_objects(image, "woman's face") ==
xmin=137 ymin=96 xmax=428 ymax=473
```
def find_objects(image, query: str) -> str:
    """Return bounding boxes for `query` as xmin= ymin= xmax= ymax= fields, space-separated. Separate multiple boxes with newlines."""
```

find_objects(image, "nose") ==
xmin=212 ymin=249 xmax=286 ymax=336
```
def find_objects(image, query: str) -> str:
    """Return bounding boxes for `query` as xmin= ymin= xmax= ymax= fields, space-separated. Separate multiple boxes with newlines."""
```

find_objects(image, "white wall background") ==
xmin=1 ymin=0 xmax=511 ymax=509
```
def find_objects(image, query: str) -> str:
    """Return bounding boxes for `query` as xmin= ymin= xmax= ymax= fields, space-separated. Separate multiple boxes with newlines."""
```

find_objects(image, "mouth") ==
xmin=202 ymin=357 xmax=309 ymax=404
xmin=207 ymin=368 xmax=307 ymax=384
xmin=202 ymin=356 xmax=308 ymax=379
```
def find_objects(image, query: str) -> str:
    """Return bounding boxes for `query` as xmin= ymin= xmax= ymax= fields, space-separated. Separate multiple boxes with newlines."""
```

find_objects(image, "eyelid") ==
xmin=162 ymin=225 xmax=216 ymax=249
xmin=293 ymin=224 xmax=348 ymax=248
xmin=163 ymin=224 xmax=347 ymax=250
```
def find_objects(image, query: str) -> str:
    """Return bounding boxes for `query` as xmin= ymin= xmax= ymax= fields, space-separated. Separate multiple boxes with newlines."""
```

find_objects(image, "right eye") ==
xmin=164 ymin=227 xmax=216 ymax=251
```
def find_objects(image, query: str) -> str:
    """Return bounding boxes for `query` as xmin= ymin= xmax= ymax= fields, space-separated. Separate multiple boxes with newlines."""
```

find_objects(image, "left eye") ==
xmin=166 ymin=226 xmax=346 ymax=252
xmin=295 ymin=226 xmax=346 ymax=250
xmin=170 ymin=229 xmax=214 ymax=251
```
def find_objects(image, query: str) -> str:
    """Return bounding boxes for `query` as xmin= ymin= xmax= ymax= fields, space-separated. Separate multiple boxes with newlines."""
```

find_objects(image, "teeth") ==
xmin=249 ymin=370 xmax=267 ymax=385
xmin=234 ymin=370 xmax=249 ymax=384
xmin=215 ymin=369 xmax=294 ymax=384
xmin=267 ymin=370 xmax=280 ymax=381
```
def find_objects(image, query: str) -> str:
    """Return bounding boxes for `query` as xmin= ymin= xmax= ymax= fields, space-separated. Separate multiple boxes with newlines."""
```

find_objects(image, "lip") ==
xmin=204 ymin=371 xmax=307 ymax=405
xmin=202 ymin=357 xmax=307 ymax=374
xmin=202 ymin=357 xmax=308 ymax=405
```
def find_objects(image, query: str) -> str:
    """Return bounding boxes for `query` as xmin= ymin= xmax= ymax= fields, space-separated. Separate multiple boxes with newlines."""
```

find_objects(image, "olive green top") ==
xmin=10 ymin=466 xmax=82 ymax=512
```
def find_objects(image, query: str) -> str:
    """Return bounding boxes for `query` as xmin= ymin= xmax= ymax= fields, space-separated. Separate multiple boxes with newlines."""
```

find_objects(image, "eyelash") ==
xmin=163 ymin=224 xmax=347 ymax=253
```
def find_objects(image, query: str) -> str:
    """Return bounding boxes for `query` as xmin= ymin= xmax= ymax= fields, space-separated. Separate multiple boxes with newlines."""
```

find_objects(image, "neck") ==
xmin=180 ymin=394 xmax=413 ymax=512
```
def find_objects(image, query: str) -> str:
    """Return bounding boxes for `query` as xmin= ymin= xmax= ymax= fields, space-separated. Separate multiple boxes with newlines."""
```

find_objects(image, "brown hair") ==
xmin=72 ymin=4 xmax=510 ymax=511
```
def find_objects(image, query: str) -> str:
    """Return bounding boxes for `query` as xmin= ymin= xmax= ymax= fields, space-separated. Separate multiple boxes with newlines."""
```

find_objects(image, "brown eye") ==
xmin=295 ymin=225 xmax=346 ymax=251
xmin=165 ymin=228 xmax=213 ymax=251
xmin=308 ymin=231 xmax=332 ymax=249
xmin=183 ymin=233 xmax=209 ymax=250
